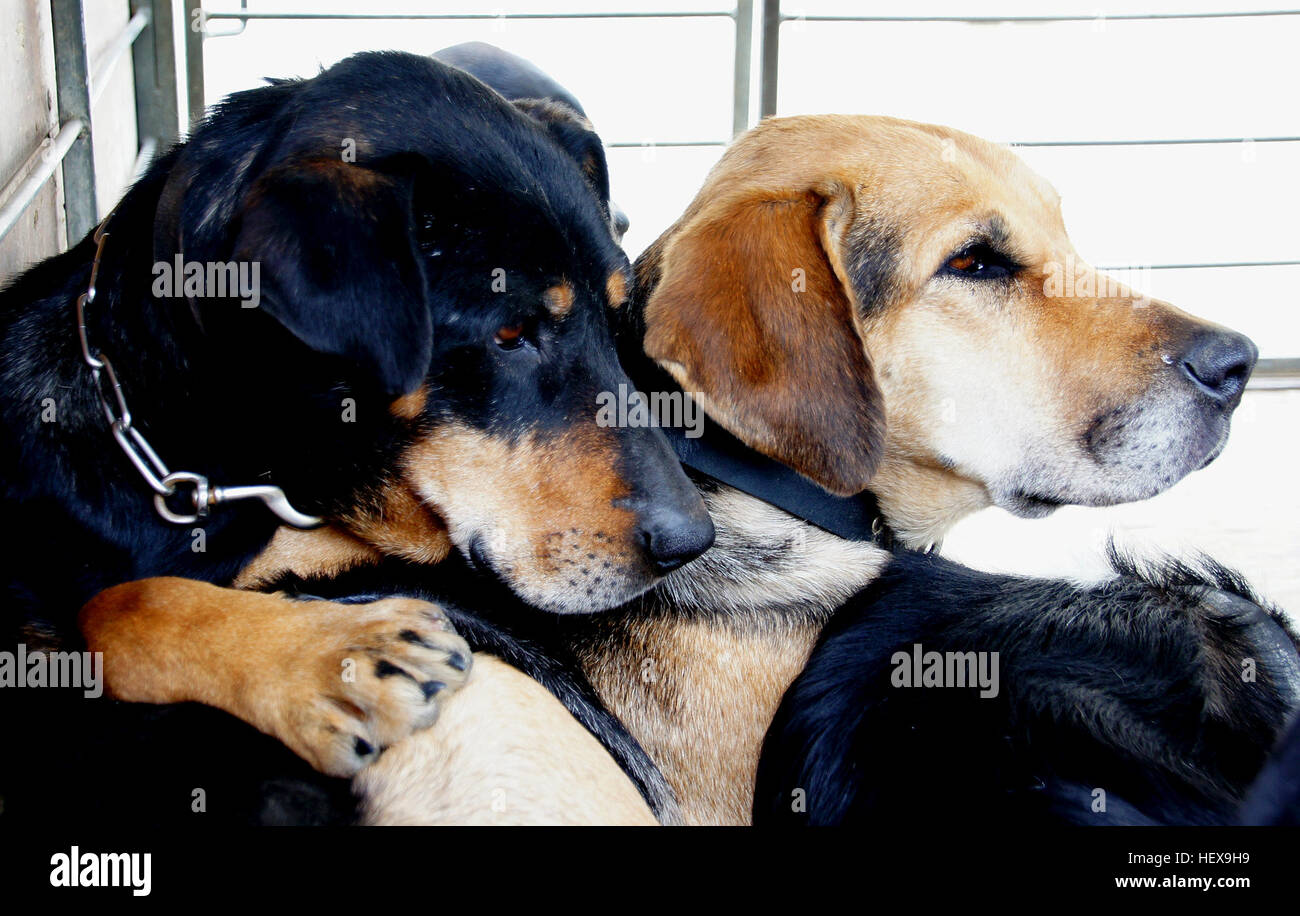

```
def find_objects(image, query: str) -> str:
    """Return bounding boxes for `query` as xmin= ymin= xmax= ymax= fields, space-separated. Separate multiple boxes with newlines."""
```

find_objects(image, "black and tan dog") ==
xmin=0 ymin=50 xmax=711 ymax=824
xmin=297 ymin=114 xmax=1296 ymax=826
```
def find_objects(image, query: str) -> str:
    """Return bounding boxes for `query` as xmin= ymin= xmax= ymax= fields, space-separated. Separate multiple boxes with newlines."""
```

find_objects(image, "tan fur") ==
xmin=234 ymin=525 xmax=381 ymax=589
xmin=358 ymin=655 xmax=656 ymax=826
xmin=80 ymin=577 xmax=471 ymax=778
xmin=336 ymin=480 xmax=454 ymax=567
xmin=543 ymin=281 xmax=575 ymax=318
xmin=573 ymin=486 xmax=888 ymax=824
xmin=579 ymin=615 xmax=820 ymax=825
xmin=401 ymin=423 xmax=652 ymax=614
xmin=388 ymin=386 xmax=428 ymax=420
xmin=606 ymin=269 xmax=628 ymax=308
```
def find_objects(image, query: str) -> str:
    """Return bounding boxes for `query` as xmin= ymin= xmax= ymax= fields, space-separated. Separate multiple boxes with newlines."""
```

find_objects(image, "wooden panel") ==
xmin=0 ymin=1 xmax=62 ymax=283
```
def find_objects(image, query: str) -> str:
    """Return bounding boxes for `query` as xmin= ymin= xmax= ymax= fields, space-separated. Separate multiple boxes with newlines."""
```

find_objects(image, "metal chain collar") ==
xmin=73 ymin=213 xmax=322 ymax=529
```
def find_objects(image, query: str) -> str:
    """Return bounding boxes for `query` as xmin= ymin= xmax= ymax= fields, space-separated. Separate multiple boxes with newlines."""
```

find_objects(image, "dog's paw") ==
xmin=79 ymin=578 xmax=473 ymax=780
xmin=278 ymin=597 xmax=472 ymax=778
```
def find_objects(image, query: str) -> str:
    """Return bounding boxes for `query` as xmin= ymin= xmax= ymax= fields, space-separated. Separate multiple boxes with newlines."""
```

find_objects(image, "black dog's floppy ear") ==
xmin=512 ymin=100 xmax=610 ymax=197
xmin=233 ymin=157 xmax=431 ymax=396
xmin=511 ymin=98 xmax=622 ymax=237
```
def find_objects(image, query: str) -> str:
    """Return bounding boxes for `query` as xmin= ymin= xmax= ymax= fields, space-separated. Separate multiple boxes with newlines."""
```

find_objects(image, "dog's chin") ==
xmin=505 ymin=574 xmax=657 ymax=615
xmin=1196 ymin=429 xmax=1230 ymax=471
xmin=462 ymin=534 xmax=657 ymax=614
xmin=994 ymin=452 xmax=1221 ymax=520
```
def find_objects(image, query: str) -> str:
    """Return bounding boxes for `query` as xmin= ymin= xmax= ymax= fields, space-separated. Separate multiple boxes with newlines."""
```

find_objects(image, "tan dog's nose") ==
xmin=1177 ymin=329 xmax=1258 ymax=406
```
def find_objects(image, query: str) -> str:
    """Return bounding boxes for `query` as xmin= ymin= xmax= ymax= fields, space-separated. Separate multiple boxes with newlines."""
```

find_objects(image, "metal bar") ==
xmin=1249 ymin=359 xmax=1300 ymax=390
xmin=1256 ymin=358 xmax=1300 ymax=374
xmin=190 ymin=4 xmax=750 ymax=138
xmin=202 ymin=10 xmax=736 ymax=20
xmin=760 ymin=0 xmax=780 ymax=117
xmin=606 ymin=140 xmax=728 ymax=148
xmin=785 ymin=10 xmax=1300 ymax=23
xmin=89 ymin=8 xmax=150 ymax=109
xmin=132 ymin=0 xmax=181 ymax=151
xmin=1013 ymin=137 xmax=1300 ymax=147
xmin=51 ymin=0 xmax=98 ymax=244
xmin=1097 ymin=260 xmax=1300 ymax=271
xmin=203 ymin=0 xmax=248 ymax=39
xmin=0 ymin=120 xmax=87 ymax=244
xmin=184 ymin=0 xmax=206 ymax=126
xmin=131 ymin=136 xmax=159 ymax=182
xmin=732 ymin=0 xmax=753 ymax=136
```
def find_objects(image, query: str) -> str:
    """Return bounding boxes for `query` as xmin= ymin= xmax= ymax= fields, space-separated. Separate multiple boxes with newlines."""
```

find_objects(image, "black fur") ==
xmin=753 ymin=547 xmax=1300 ymax=825
xmin=1239 ymin=714 xmax=1300 ymax=825
xmin=0 ymin=50 xmax=661 ymax=825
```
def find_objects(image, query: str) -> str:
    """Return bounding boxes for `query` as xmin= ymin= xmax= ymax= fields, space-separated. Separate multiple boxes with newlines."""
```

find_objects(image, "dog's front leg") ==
xmin=80 ymin=577 xmax=471 ymax=777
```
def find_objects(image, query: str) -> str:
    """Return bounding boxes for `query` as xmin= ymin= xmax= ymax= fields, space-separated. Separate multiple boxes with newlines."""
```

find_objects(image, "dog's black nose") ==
xmin=1179 ymin=329 xmax=1257 ymax=405
xmin=637 ymin=505 xmax=715 ymax=574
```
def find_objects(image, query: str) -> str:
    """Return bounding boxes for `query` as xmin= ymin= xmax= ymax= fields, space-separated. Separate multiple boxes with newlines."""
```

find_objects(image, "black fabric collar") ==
xmin=658 ymin=417 xmax=892 ymax=547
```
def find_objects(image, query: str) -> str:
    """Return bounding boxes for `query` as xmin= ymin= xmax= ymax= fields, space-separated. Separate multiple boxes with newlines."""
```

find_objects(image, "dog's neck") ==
xmin=869 ymin=454 xmax=992 ymax=550
xmin=0 ymin=169 xmax=309 ymax=609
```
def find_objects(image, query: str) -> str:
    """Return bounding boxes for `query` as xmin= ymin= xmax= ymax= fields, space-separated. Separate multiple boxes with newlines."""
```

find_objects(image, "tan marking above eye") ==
xmin=389 ymin=385 xmax=428 ymax=420
xmin=606 ymin=270 xmax=628 ymax=309
xmin=543 ymin=282 xmax=575 ymax=318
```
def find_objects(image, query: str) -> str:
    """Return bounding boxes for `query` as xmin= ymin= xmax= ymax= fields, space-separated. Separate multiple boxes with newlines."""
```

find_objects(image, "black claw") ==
xmin=421 ymin=680 xmax=446 ymax=700
xmin=375 ymin=659 xmax=407 ymax=679
xmin=445 ymin=651 xmax=469 ymax=672
xmin=354 ymin=737 xmax=374 ymax=757
xmin=399 ymin=629 xmax=432 ymax=648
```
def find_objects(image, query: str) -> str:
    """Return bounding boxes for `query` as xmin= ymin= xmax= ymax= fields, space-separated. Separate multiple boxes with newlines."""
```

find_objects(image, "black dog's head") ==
xmin=431 ymin=41 xmax=629 ymax=243
xmin=149 ymin=51 xmax=711 ymax=612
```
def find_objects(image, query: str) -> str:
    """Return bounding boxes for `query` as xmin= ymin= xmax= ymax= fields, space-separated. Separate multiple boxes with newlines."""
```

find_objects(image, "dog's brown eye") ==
xmin=941 ymin=243 xmax=1017 ymax=280
xmin=494 ymin=323 xmax=526 ymax=350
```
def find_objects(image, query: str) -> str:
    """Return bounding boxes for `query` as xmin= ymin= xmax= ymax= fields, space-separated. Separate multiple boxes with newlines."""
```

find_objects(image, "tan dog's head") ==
xmin=636 ymin=115 xmax=1257 ymax=547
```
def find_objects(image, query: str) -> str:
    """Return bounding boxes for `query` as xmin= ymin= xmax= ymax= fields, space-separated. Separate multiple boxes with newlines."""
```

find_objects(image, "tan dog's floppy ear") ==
xmin=641 ymin=183 xmax=886 ymax=495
